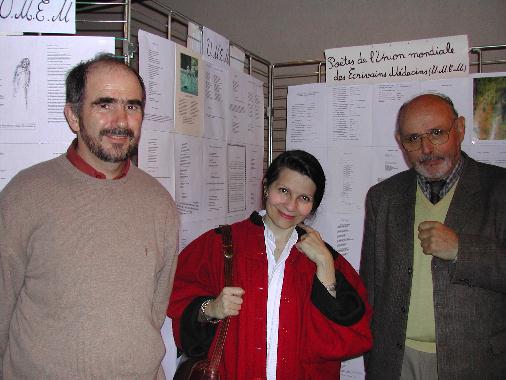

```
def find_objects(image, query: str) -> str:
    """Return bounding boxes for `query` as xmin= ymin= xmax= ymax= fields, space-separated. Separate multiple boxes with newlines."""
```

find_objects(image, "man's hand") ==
xmin=418 ymin=221 xmax=459 ymax=261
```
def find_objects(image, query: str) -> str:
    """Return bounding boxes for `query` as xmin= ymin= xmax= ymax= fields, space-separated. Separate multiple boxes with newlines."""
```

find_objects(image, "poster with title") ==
xmin=202 ymin=27 xmax=230 ymax=67
xmin=0 ymin=0 xmax=76 ymax=34
xmin=325 ymin=35 xmax=469 ymax=84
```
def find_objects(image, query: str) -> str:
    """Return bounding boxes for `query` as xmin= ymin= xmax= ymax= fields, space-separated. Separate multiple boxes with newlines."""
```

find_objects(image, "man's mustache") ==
xmin=419 ymin=154 xmax=444 ymax=163
xmin=100 ymin=128 xmax=134 ymax=138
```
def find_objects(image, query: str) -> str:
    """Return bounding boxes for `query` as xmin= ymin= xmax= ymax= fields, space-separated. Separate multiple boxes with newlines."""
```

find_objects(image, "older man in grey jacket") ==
xmin=360 ymin=93 xmax=506 ymax=380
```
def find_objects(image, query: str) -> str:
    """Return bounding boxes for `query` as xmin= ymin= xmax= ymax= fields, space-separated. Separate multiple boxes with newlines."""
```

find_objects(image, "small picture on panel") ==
xmin=180 ymin=53 xmax=198 ymax=96
xmin=473 ymin=75 xmax=506 ymax=140
xmin=13 ymin=57 xmax=31 ymax=109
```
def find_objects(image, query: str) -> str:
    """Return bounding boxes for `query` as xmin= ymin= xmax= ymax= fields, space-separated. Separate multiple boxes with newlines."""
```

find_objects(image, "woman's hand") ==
xmin=296 ymin=223 xmax=336 ymax=293
xmin=206 ymin=287 xmax=245 ymax=319
xmin=296 ymin=224 xmax=332 ymax=265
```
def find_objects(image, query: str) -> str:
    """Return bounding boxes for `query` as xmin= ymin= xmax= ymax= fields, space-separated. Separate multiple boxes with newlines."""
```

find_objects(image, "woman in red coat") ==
xmin=168 ymin=150 xmax=372 ymax=379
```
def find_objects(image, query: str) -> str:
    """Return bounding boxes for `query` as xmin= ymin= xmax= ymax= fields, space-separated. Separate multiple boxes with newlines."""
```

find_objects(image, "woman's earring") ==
xmin=263 ymin=190 xmax=268 ymax=199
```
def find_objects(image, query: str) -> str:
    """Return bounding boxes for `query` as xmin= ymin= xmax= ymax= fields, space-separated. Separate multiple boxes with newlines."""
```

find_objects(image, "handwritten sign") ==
xmin=202 ymin=26 xmax=230 ymax=68
xmin=0 ymin=0 xmax=75 ymax=34
xmin=325 ymin=35 xmax=469 ymax=84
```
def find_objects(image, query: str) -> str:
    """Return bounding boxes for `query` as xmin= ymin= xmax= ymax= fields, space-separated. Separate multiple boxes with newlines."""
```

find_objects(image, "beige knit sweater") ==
xmin=0 ymin=155 xmax=179 ymax=379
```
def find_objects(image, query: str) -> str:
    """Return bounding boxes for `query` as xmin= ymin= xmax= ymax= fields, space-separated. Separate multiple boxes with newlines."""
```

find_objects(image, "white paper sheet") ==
xmin=247 ymin=75 xmax=265 ymax=145
xmin=0 ymin=143 xmax=40 ymax=190
xmin=175 ymin=134 xmax=203 ymax=221
xmin=227 ymin=144 xmax=246 ymax=214
xmin=371 ymin=147 xmax=409 ymax=184
xmin=202 ymin=27 xmax=230 ymax=67
xmin=325 ymin=35 xmax=469 ymax=85
xmin=227 ymin=69 xmax=248 ymax=144
xmin=466 ymin=144 xmax=506 ymax=168
xmin=0 ymin=0 xmax=76 ymax=34
xmin=326 ymin=146 xmax=374 ymax=214
xmin=203 ymin=139 xmax=227 ymax=218
xmin=178 ymin=219 xmax=206 ymax=252
xmin=227 ymin=210 xmax=246 ymax=225
xmin=0 ymin=141 xmax=68 ymax=191
xmin=311 ymin=211 xmax=365 ymax=271
xmin=0 ymin=39 xmax=41 ymax=142
xmin=286 ymin=83 xmax=327 ymax=148
xmin=138 ymin=129 xmax=175 ymax=196
xmin=372 ymin=81 xmax=419 ymax=146
xmin=204 ymin=60 xmax=229 ymax=140
xmin=138 ymin=30 xmax=175 ymax=132
xmin=327 ymin=83 xmax=373 ymax=146
xmin=246 ymin=144 xmax=264 ymax=215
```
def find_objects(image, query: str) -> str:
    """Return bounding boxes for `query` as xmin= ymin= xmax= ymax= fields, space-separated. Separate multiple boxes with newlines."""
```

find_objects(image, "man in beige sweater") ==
xmin=0 ymin=54 xmax=179 ymax=379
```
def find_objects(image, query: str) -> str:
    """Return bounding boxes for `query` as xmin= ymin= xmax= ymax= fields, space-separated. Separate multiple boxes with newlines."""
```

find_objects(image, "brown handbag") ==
xmin=173 ymin=225 xmax=234 ymax=380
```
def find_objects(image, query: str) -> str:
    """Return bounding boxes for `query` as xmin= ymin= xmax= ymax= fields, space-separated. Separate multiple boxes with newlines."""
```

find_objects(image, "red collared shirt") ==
xmin=66 ymin=139 xmax=130 ymax=180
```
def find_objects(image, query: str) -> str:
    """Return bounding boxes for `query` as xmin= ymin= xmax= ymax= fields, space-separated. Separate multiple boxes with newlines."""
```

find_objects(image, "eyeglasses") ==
xmin=400 ymin=119 xmax=457 ymax=152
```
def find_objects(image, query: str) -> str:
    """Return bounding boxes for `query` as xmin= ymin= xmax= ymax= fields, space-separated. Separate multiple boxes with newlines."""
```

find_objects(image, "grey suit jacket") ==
xmin=360 ymin=153 xmax=506 ymax=380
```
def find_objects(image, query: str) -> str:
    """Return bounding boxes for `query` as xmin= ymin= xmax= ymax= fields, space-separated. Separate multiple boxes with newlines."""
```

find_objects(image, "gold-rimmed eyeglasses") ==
xmin=400 ymin=118 xmax=458 ymax=152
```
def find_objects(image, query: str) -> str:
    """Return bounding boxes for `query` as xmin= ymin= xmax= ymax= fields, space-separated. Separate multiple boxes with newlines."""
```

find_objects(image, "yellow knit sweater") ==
xmin=405 ymin=183 xmax=457 ymax=353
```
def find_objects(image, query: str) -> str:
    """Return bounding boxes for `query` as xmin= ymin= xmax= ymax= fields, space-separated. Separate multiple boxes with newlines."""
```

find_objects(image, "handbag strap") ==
xmin=208 ymin=224 xmax=233 ymax=371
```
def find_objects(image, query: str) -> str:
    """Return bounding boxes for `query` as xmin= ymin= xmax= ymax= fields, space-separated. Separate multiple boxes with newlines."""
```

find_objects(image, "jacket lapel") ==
xmin=390 ymin=170 xmax=418 ymax=269
xmin=445 ymin=154 xmax=481 ymax=234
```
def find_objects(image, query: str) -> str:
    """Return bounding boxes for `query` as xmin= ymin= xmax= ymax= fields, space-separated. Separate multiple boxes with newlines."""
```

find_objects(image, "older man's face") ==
xmin=396 ymin=95 xmax=465 ymax=180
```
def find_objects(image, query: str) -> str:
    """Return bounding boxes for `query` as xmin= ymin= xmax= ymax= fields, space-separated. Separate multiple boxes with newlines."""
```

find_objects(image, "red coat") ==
xmin=168 ymin=213 xmax=372 ymax=380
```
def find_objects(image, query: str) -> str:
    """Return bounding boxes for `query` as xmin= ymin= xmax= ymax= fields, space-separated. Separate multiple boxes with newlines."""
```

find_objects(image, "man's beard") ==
xmin=413 ymin=154 xmax=453 ymax=180
xmin=80 ymin=122 xmax=139 ymax=163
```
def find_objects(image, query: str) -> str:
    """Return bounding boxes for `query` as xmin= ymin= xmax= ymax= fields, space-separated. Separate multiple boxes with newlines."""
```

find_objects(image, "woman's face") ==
xmin=265 ymin=167 xmax=316 ymax=232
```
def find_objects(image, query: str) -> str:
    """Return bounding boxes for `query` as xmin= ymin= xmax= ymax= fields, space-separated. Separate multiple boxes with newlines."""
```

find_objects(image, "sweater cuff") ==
xmin=311 ymin=271 xmax=365 ymax=326
xmin=180 ymin=296 xmax=218 ymax=358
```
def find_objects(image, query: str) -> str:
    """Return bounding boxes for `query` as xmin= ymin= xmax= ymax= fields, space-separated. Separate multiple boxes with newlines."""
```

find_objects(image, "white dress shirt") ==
xmin=259 ymin=210 xmax=299 ymax=380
